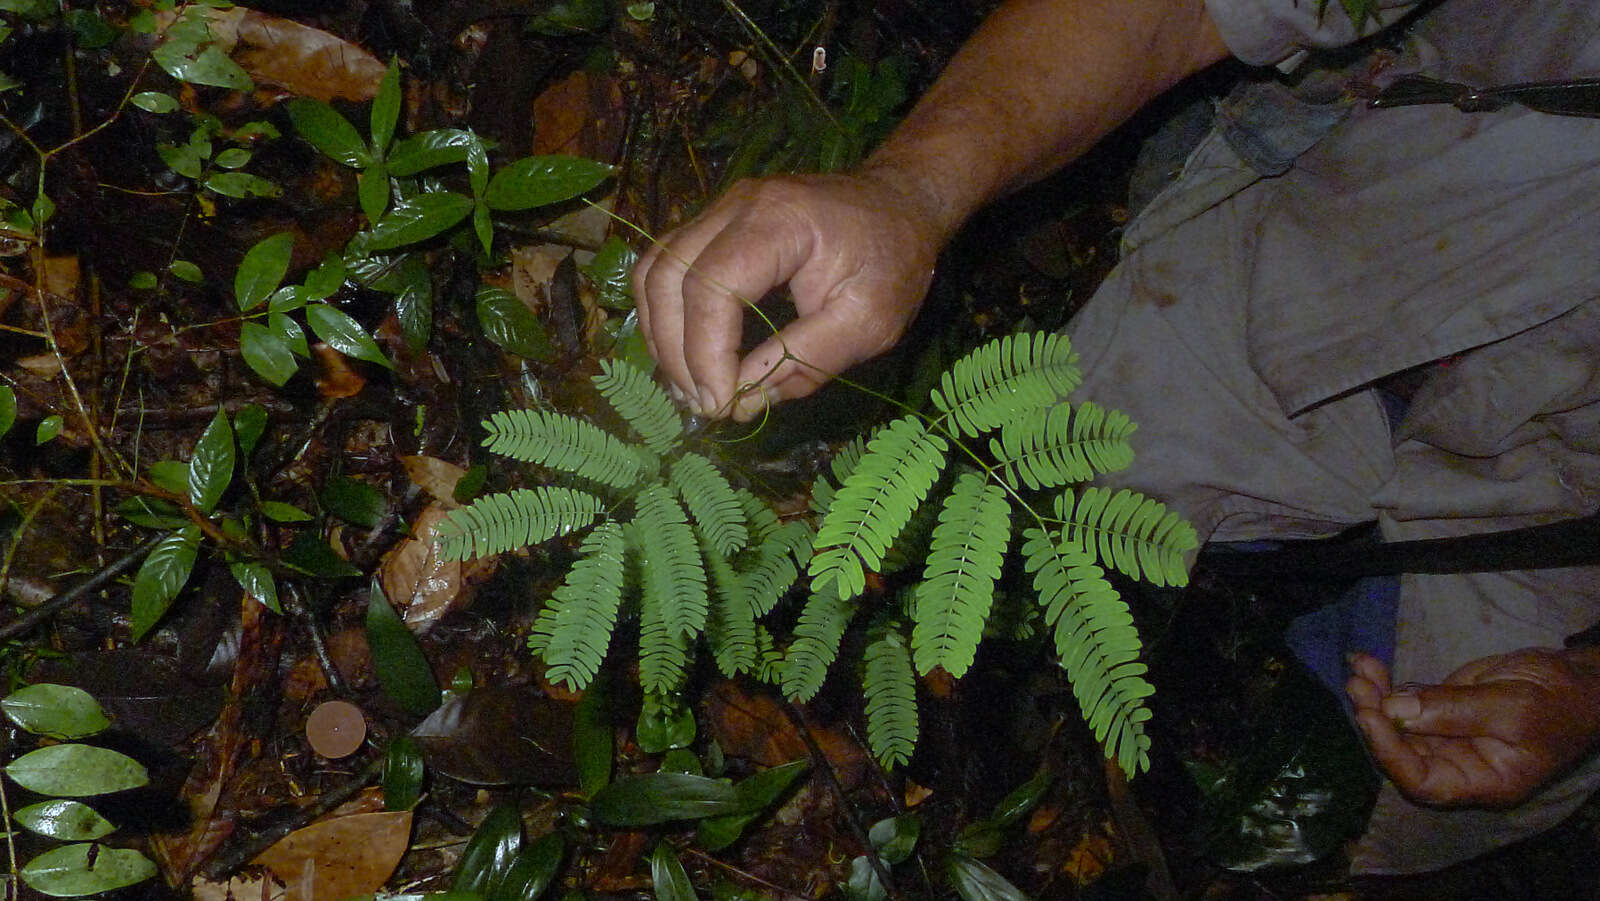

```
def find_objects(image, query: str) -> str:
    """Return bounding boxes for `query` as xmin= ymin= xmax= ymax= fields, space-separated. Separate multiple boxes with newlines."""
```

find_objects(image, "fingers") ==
xmin=1379 ymin=683 xmax=1528 ymax=740
xmin=634 ymin=202 xmax=747 ymax=409
xmin=727 ymin=299 xmax=905 ymax=421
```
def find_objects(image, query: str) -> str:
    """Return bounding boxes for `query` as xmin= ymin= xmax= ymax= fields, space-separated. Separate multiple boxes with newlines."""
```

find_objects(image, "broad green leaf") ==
xmin=0 ymin=385 xmax=13 ymax=438
xmin=991 ymin=770 xmax=1052 ymax=828
xmin=154 ymin=42 xmax=253 ymax=91
xmin=158 ymin=141 xmax=206 ymax=178
xmin=366 ymin=579 xmax=440 ymax=716
xmin=527 ymin=0 xmax=607 ymax=35
xmin=303 ymin=252 xmax=347 ymax=301
xmin=452 ymin=803 xmax=522 ymax=895
xmin=483 ymin=155 xmax=612 ymax=211
xmin=116 ymin=497 xmax=187 ymax=529
xmin=589 ymin=773 xmax=745 ymax=826
xmin=6 ymin=744 xmax=149 ymax=796
xmin=229 ymin=559 xmax=281 ymax=613
xmin=131 ymin=91 xmax=179 ymax=113
xmin=130 ymin=526 xmax=200 ymax=642
xmin=843 ymin=856 xmax=888 ymax=901
xmin=945 ymin=854 xmax=1029 ymax=901
xmin=240 ymin=321 xmax=297 ymax=386
xmin=382 ymin=736 xmax=424 ymax=811
xmin=386 ymin=255 xmax=434 ymax=351
xmin=491 ymin=832 xmax=564 ymax=901
xmin=323 ymin=475 xmax=385 ymax=528
xmin=129 ymin=271 xmax=158 ymax=290
xmin=635 ymin=693 xmax=694 ymax=754
xmin=189 ymin=407 xmax=235 ymax=513
xmin=472 ymin=202 xmax=493 ymax=257
xmin=283 ymin=532 xmax=361 ymax=578
xmin=371 ymin=57 xmax=402 ymax=155
xmin=2 ymin=684 xmax=110 ymax=739
xmin=128 ymin=8 xmax=157 ymax=32
xmin=270 ymin=312 xmax=310 ymax=357
xmin=34 ymin=414 xmax=62 ymax=445
xmin=868 ymin=815 xmax=920 ymax=865
xmin=260 ymin=501 xmax=313 ymax=523
xmin=581 ymin=236 xmax=637 ymax=311
xmin=146 ymin=459 xmax=190 ymax=495
xmin=696 ymin=759 xmax=810 ymax=851
xmin=360 ymin=162 xmax=391 ymax=224
xmin=237 ymin=122 xmax=280 ymax=143
xmin=14 ymin=800 xmax=115 ymax=841
xmin=650 ymin=842 xmax=695 ymax=901
xmin=366 ymin=191 xmax=473 ymax=250
xmin=269 ymin=285 xmax=308 ymax=312
xmin=204 ymin=171 xmax=281 ymax=198
xmin=287 ymin=98 xmax=372 ymax=168
xmin=169 ymin=259 xmax=204 ymax=282
xmin=64 ymin=8 xmax=117 ymax=47
xmin=19 ymin=843 xmax=156 ymax=897
xmin=306 ymin=303 xmax=393 ymax=369
xmin=467 ymin=135 xmax=490 ymax=197
xmin=234 ymin=403 xmax=268 ymax=458
xmin=952 ymin=821 xmax=1002 ymax=859
xmin=387 ymin=128 xmax=477 ymax=176
xmin=213 ymin=147 xmax=251 ymax=168
xmin=626 ymin=2 xmax=655 ymax=20
xmin=235 ymin=231 xmax=294 ymax=311
xmin=573 ymin=678 xmax=612 ymax=798
xmin=475 ymin=287 xmax=553 ymax=362
xmin=31 ymin=190 xmax=52 ymax=227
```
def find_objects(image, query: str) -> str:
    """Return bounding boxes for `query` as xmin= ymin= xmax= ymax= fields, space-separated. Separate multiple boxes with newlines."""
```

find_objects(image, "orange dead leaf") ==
xmin=399 ymin=455 xmax=467 ymax=507
xmin=380 ymin=504 xmax=463 ymax=633
xmin=169 ymin=8 xmax=386 ymax=102
xmin=252 ymin=810 xmax=413 ymax=901
xmin=1062 ymin=829 xmax=1113 ymax=886
xmin=904 ymin=780 xmax=933 ymax=808
xmin=312 ymin=343 xmax=367 ymax=398
xmin=191 ymin=870 xmax=288 ymax=901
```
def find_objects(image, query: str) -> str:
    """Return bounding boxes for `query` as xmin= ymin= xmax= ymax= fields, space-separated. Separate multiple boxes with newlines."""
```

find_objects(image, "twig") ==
xmin=284 ymin=583 xmax=348 ymax=696
xmin=779 ymin=701 xmax=898 ymax=899
xmin=201 ymin=755 xmax=384 ymax=880
xmin=0 ymin=531 xmax=166 ymax=643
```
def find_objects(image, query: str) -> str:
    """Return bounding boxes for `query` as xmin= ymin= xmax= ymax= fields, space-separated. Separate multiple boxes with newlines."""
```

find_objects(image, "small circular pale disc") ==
xmin=306 ymin=700 xmax=367 ymax=759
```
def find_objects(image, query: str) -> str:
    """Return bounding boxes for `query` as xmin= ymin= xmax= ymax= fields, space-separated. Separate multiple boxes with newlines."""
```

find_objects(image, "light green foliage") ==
xmin=483 ymin=408 xmax=646 ymax=488
xmin=862 ymin=628 xmax=918 ymax=769
xmin=633 ymin=485 xmax=708 ymax=641
xmin=703 ymin=529 xmax=758 ymax=678
xmin=910 ymin=472 xmax=1010 ymax=678
xmin=669 ymin=453 xmax=747 ymax=557
xmin=528 ymin=522 xmax=627 ymax=688
xmin=435 ymin=486 xmax=605 ymax=560
xmin=594 ymin=358 xmax=682 ymax=453
xmin=1056 ymin=486 xmax=1198 ymax=588
xmin=991 ymin=401 xmax=1135 ymax=490
xmin=738 ymin=520 xmax=811 ymax=618
xmin=779 ymin=584 xmax=853 ymax=701
xmin=930 ymin=331 xmax=1080 ymax=438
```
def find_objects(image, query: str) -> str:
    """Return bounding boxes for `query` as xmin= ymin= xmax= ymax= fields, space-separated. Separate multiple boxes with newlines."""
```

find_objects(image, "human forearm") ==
xmin=860 ymin=0 xmax=1230 ymax=242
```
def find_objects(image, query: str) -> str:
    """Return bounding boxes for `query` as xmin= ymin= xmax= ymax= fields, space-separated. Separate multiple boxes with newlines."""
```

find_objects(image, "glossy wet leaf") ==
xmin=28 ymin=649 xmax=224 ymax=747
xmin=650 ymin=842 xmax=695 ymax=901
xmin=387 ymin=128 xmax=477 ymax=176
xmin=367 ymin=579 xmax=440 ymax=716
xmin=303 ymin=252 xmax=347 ymax=301
xmin=992 ymin=769 xmax=1052 ymax=828
xmin=7 ymin=744 xmax=149 ymax=796
xmin=323 ymin=475 xmax=385 ymax=528
xmin=2 ymin=684 xmax=111 ymax=739
xmin=130 ymin=526 xmax=200 ymax=642
xmin=169 ymin=259 xmax=204 ymax=283
xmin=491 ymin=832 xmax=564 ymax=901
xmin=306 ymin=302 xmax=393 ymax=369
xmin=476 ymin=287 xmax=553 ymax=362
xmin=129 ymin=271 xmax=158 ymax=290
xmin=205 ymin=171 xmax=281 ymax=198
xmin=0 ymin=384 xmax=14 ymax=437
xmin=288 ymin=97 xmax=371 ymax=168
xmin=132 ymin=91 xmax=179 ymax=113
xmin=573 ymin=678 xmax=612 ymax=797
xmin=115 ymin=497 xmax=187 ymax=529
xmin=382 ymin=735 xmax=425 ymax=811
xmin=843 ymin=856 xmax=887 ymax=901
xmin=235 ymin=231 xmax=294 ymax=311
xmin=35 ymin=414 xmax=62 ymax=444
xmin=589 ymin=772 xmax=746 ymax=826
xmin=261 ymin=501 xmax=312 ymax=523
xmin=411 ymin=686 xmax=578 ymax=787
xmin=284 ymin=531 xmax=362 ymax=578
xmin=945 ymin=854 xmax=1029 ymax=901
xmin=473 ymin=202 xmax=493 ymax=257
xmin=581 ymin=236 xmax=637 ymax=311
xmin=233 ymin=403 xmax=268 ymax=459
xmin=696 ymin=759 xmax=809 ymax=851
xmin=229 ymin=559 xmax=281 ymax=613
xmin=147 ymin=459 xmax=190 ymax=494
xmin=189 ymin=408 xmax=234 ymax=513
xmin=868 ymin=815 xmax=920 ymax=865
xmin=366 ymin=192 xmax=474 ymax=250
xmin=452 ymin=804 xmax=522 ymax=895
xmin=371 ymin=57 xmax=402 ymax=155
xmin=155 ymin=43 xmax=254 ymax=91
xmin=253 ymin=811 xmax=413 ymax=901
xmin=482 ymin=156 xmax=612 ymax=211
xmin=952 ymin=820 xmax=1002 ymax=859
xmin=527 ymin=0 xmax=607 ymax=36
xmin=239 ymin=320 xmax=295 ymax=386
xmin=271 ymin=311 xmax=310 ymax=356
xmin=213 ymin=147 xmax=251 ymax=169
xmin=360 ymin=162 xmax=391 ymax=224
xmin=20 ymin=843 xmax=156 ymax=897
xmin=14 ymin=800 xmax=115 ymax=841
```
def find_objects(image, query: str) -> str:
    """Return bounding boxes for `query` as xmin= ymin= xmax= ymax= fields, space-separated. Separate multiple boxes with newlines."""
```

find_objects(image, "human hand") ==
xmin=1346 ymin=649 xmax=1600 ymax=807
xmin=632 ymin=172 xmax=944 ymax=421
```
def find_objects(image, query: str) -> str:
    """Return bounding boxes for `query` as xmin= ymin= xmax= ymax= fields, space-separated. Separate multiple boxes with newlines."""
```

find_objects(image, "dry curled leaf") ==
xmin=251 ymin=810 xmax=413 ymax=901
xmin=379 ymin=504 xmax=463 ymax=633
xmin=399 ymin=455 xmax=467 ymax=507
xmin=164 ymin=8 xmax=385 ymax=102
xmin=191 ymin=870 xmax=288 ymax=901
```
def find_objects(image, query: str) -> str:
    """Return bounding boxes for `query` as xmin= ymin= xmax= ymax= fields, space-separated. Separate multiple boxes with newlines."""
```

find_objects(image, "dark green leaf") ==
xmin=589 ymin=773 xmax=745 ymax=826
xmin=158 ymin=141 xmax=206 ymax=178
xmin=145 ymin=460 xmax=190 ymax=495
xmin=945 ymin=854 xmax=1029 ymax=901
xmin=322 ymin=475 xmax=385 ymax=528
xmin=952 ymin=821 xmax=1002 ymax=859
xmin=636 ymin=693 xmax=695 ymax=754
xmin=476 ymin=287 xmax=553 ymax=362
xmin=573 ymin=677 xmax=612 ymax=798
xmin=14 ymin=800 xmax=115 ymax=841
xmin=152 ymin=42 xmax=253 ymax=90
xmin=128 ymin=8 xmax=158 ymax=31
xmin=234 ymin=231 xmax=294 ymax=311
xmin=868 ymin=815 xmax=920 ymax=865
xmin=283 ymin=532 xmax=361 ymax=578
xmin=696 ymin=759 xmax=809 ymax=851
xmin=7 ymin=744 xmax=149 ymax=796
xmin=132 ymin=91 xmax=179 ymax=114
xmin=452 ymin=803 xmax=523 ymax=895
xmin=371 ymin=57 xmax=402 ymax=155
xmin=229 ymin=559 xmax=281 ymax=613
xmin=453 ymin=465 xmax=488 ymax=504
xmin=0 ymin=385 xmax=14 ymax=438
xmin=189 ymin=408 xmax=235 ymax=513
xmin=306 ymin=303 xmax=393 ymax=369
xmin=491 ymin=832 xmax=564 ymax=901
xmin=483 ymin=155 xmax=612 ymax=211
xmin=843 ymin=856 xmax=888 ymax=901
xmin=241 ymin=322 xmax=294 ymax=390
xmin=130 ymin=526 xmax=200 ymax=642
xmin=660 ymin=749 xmax=701 ymax=775
xmin=382 ymin=736 xmax=425 ymax=811
xmin=991 ymin=770 xmax=1052 ymax=828
xmin=234 ymin=403 xmax=268 ymax=458
xmin=63 ymin=7 xmax=115 ymax=46
xmin=269 ymin=285 xmax=309 ymax=313
xmin=287 ymin=98 xmax=371 ymax=168
xmin=303 ymin=253 xmax=347 ymax=301
xmin=360 ymin=163 xmax=391 ymax=224
xmin=2 ymin=684 xmax=111 ymax=740
xmin=236 ymin=120 xmax=280 ymax=141
xmin=387 ymin=128 xmax=477 ymax=176
xmin=581 ymin=236 xmax=637 ymax=311
xmin=527 ymin=0 xmax=607 ymax=36
xmin=19 ymin=844 xmax=156 ymax=897
xmin=270 ymin=312 xmax=310 ymax=357
xmin=473 ymin=202 xmax=493 ymax=257
xmin=129 ymin=271 xmax=158 ymax=290
xmin=204 ymin=171 xmax=281 ymax=198
xmin=366 ymin=192 xmax=474 ymax=250
xmin=650 ymin=842 xmax=695 ymax=901
xmin=214 ymin=147 xmax=251 ymax=169
xmin=114 ymin=497 xmax=187 ymax=529
xmin=31 ymin=190 xmax=52 ymax=227
xmin=394 ymin=262 xmax=434 ymax=351
xmin=260 ymin=501 xmax=313 ymax=523
xmin=169 ymin=259 xmax=204 ymax=282
xmin=367 ymin=579 xmax=440 ymax=716
xmin=34 ymin=414 xmax=62 ymax=445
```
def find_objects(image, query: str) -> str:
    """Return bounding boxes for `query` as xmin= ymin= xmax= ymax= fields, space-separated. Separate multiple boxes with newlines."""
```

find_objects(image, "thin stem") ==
xmin=0 ymin=531 xmax=167 ymax=643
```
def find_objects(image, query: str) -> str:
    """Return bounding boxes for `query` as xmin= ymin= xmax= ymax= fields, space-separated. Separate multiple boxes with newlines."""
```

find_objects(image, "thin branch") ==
xmin=0 ymin=531 xmax=167 ymax=643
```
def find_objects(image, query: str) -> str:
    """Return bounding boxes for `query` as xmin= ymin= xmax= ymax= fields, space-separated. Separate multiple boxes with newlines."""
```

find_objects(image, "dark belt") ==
xmin=1371 ymin=74 xmax=1600 ymax=117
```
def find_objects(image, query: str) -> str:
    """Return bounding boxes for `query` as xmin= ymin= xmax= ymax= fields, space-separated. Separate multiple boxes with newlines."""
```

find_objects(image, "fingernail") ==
xmin=666 ymin=383 xmax=688 ymax=406
xmin=697 ymin=388 xmax=717 ymax=417
xmin=733 ymin=385 xmax=775 ymax=421
xmin=1383 ymin=692 xmax=1421 ymax=720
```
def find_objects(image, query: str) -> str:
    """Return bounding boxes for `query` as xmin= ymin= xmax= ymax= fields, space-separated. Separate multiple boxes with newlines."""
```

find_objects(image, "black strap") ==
xmin=1371 ymin=74 xmax=1600 ymax=118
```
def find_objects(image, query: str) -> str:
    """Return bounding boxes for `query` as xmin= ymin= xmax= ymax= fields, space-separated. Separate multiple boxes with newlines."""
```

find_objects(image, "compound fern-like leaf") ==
xmin=738 ymin=519 xmax=812 ymax=618
xmin=1057 ymin=487 xmax=1198 ymax=588
xmin=435 ymin=486 xmax=605 ymax=561
xmin=991 ymin=402 xmax=1135 ymax=491
xmin=863 ymin=627 xmax=918 ymax=769
xmin=810 ymin=417 xmax=948 ymax=600
xmin=633 ymin=484 xmax=708 ymax=638
xmin=929 ymin=331 xmax=1081 ymax=439
xmin=631 ymin=522 xmax=692 ymax=695
xmin=1021 ymin=526 xmax=1152 ymax=775
xmin=482 ymin=408 xmax=648 ymax=489
xmin=527 ymin=521 xmax=626 ymax=689
xmin=594 ymin=358 xmax=683 ymax=454
xmin=810 ymin=434 xmax=869 ymax=516
xmin=780 ymin=583 xmax=854 ymax=701
xmin=737 ymin=488 xmax=782 ymax=540
xmin=911 ymin=472 xmax=1012 ymax=678
xmin=703 ymin=528 xmax=757 ymax=677
xmin=669 ymin=452 xmax=748 ymax=557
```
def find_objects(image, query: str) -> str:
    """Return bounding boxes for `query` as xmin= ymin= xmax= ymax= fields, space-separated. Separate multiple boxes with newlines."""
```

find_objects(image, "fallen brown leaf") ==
xmin=166 ymin=8 xmax=385 ymax=102
xmin=312 ymin=343 xmax=367 ymax=398
xmin=399 ymin=455 xmax=467 ymax=507
xmin=252 ymin=810 xmax=413 ymax=901
xmin=379 ymin=504 xmax=463 ymax=633
xmin=191 ymin=869 xmax=288 ymax=901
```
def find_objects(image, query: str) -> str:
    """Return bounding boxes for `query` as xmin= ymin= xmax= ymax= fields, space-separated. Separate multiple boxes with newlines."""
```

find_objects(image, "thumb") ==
xmin=1382 ymin=683 xmax=1525 ymax=739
